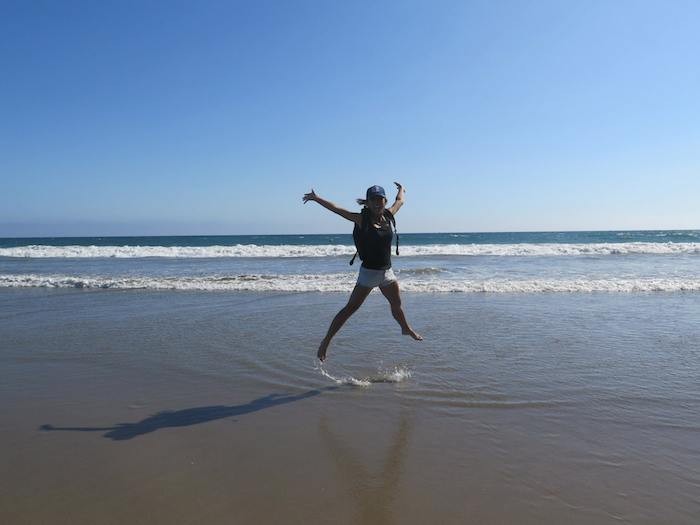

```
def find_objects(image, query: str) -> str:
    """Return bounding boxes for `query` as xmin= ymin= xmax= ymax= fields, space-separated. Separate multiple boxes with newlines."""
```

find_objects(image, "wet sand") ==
xmin=2 ymin=288 xmax=700 ymax=524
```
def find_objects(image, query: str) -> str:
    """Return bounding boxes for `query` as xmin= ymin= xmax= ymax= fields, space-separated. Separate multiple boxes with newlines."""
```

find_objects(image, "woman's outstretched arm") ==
xmin=303 ymin=189 xmax=361 ymax=224
xmin=387 ymin=182 xmax=405 ymax=215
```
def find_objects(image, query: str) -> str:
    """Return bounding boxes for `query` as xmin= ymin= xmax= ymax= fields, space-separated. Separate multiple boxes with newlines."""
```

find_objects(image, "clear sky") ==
xmin=2 ymin=0 xmax=699 ymax=236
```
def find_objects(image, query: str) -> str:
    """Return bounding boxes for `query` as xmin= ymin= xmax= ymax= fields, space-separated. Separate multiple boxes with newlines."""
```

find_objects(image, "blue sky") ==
xmin=1 ymin=0 xmax=699 ymax=236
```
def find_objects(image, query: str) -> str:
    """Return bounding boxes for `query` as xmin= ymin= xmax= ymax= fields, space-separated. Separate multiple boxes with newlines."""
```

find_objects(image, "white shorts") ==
xmin=357 ymin=266 xmax=397 ymax=289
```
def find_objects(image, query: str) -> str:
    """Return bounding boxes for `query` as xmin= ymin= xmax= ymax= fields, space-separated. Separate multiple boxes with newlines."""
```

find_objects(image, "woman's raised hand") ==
xmin=394 ymin=181 xmax=404 ymax=193
xmin=303 ymin=189 xmax=318 ymax=204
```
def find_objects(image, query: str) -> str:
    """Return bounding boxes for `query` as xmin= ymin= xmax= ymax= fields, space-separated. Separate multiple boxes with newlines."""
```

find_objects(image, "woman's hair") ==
xmin=356 ymin=197 xmax=387 ymax=207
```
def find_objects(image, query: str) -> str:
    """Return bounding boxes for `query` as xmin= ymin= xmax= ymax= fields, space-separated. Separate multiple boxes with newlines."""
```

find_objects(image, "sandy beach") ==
xmin=2 ymin=288 xmax=699 ymax=524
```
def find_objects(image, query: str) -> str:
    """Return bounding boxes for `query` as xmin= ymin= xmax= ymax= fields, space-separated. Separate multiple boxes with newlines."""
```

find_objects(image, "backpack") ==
xmin=349 ymin=207 xmax=400 ymax=265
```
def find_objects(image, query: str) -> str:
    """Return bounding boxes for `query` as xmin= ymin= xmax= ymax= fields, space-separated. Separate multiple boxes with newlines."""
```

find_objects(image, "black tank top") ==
xmin=360 ymin=218 xmax=393 ymax=270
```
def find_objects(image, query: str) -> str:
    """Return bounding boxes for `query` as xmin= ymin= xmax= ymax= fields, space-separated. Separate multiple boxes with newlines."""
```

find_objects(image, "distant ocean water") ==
xmin=1 ymin=230 xmax=699 ymax=293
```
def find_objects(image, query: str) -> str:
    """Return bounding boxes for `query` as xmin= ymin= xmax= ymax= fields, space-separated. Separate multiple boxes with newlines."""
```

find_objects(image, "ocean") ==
xmin=2 ymin=230 xmax=700 ymax=523
xmin=2 ymin=230 xmax=700 ymax=292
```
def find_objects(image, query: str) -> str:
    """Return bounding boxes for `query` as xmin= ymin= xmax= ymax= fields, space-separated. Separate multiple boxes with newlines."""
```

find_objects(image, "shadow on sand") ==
xmin=40 ymin=388 xmax=338 ymax=441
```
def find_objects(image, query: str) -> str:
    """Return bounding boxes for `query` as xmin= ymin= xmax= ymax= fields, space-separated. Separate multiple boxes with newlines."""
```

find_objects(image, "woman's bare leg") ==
xmin=379 ymin=281 xmax=423 ymax=340
xmin=318 ymin=285 xmax=373 ymax=361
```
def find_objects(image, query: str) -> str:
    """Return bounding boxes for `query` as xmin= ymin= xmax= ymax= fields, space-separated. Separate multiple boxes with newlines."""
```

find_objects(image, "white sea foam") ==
xmin=1 ymin=242 xmax=700 ymax=258
xmin=0 ymin=273 xmax=357 ymax=292
xmin=3 ymin=273 xmax=700 ymax=293
xmin=0 ymin=244 xmax=355 ymax=258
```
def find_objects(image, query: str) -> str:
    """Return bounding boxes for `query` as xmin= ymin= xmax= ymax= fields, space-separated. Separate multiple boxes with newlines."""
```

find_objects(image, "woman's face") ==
xmin=369 ymin=195 xmax=386 ymax=215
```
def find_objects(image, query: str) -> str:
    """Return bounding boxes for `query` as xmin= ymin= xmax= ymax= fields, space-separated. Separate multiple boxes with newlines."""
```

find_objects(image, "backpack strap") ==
xmin=384 ymin=210 xmax=399 ymax=256
xmin=361 ymin=207 xmax=371 ymax=230
xmin=349 ymin=208 xmax=370 ymax=266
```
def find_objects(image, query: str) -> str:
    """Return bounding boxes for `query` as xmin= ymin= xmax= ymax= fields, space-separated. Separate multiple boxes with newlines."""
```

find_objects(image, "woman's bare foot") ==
xmin=402 ymin=328 xmax=423 ymax=341
xmin=317 ymin=338 xmax=330 ymax=361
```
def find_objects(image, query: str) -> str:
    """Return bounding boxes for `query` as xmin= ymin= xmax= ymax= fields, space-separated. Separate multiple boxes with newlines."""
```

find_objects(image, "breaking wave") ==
xmin=1 ymin=242 xmax=700 ymax=258
xmin=3 ymin=273 xmax=700 ymax=293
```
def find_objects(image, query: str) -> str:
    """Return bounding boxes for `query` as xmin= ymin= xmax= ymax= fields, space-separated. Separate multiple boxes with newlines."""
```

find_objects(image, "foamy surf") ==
xmin=2 ymin=242 xmax=700 ymax=258
xmin=316 ymin=363 xmax=413 ymax=387
xmin=3 ymin=273 xmax=700 ymax=293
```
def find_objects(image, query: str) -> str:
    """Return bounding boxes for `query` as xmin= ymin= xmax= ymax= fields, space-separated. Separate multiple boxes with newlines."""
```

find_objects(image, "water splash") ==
xmin=316 ymin=362 xmax=412 ymax=387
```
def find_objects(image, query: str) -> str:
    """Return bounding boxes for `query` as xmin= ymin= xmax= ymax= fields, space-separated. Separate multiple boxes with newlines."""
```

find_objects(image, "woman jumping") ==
xmin=303 ymin=182 xmax=423 ymax=361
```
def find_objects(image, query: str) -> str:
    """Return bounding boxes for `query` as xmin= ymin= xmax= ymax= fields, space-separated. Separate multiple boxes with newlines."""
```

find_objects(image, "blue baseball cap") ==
xmin=366 ymin=185 xmax=386 ymax=200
